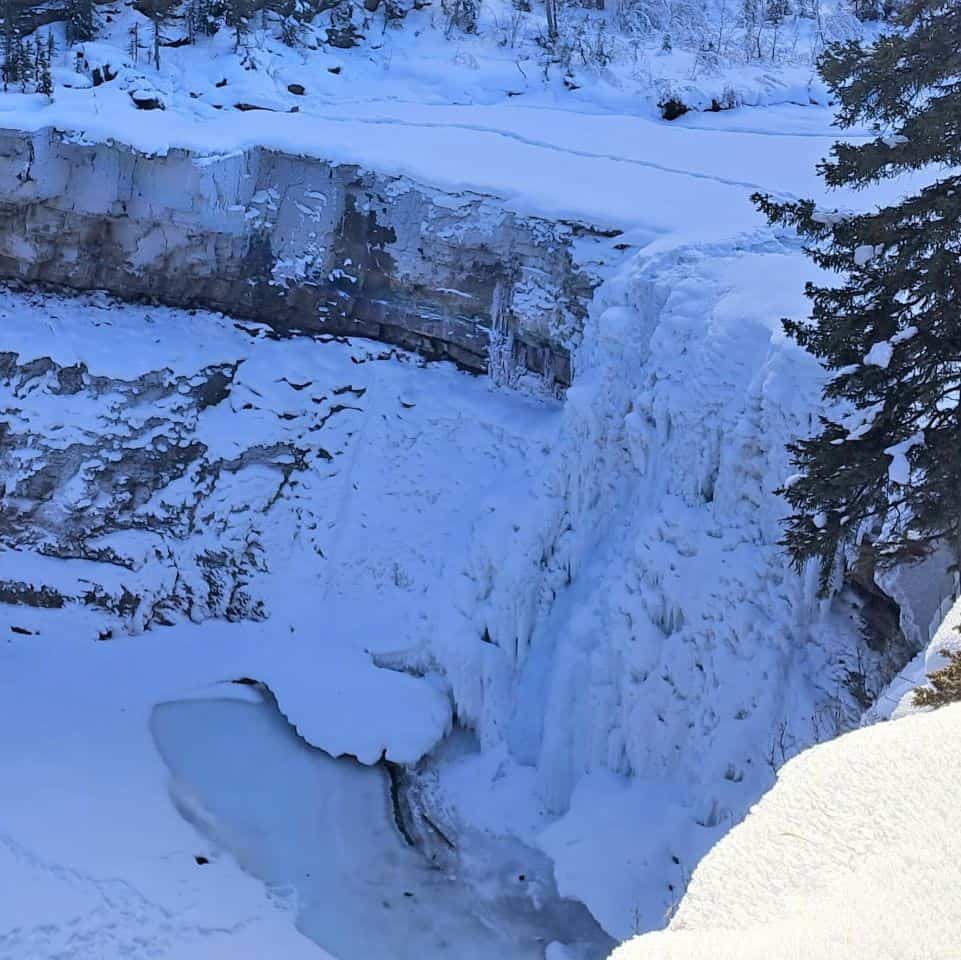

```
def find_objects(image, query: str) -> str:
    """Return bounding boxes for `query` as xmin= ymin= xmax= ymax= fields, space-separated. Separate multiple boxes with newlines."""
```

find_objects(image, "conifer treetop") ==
xmin=754 ymin=0 xmax=961 ymax=591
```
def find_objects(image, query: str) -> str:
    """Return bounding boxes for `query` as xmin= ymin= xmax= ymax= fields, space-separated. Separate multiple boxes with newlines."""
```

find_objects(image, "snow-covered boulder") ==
xmin=129 ymin=88 xmax=165 ymax=110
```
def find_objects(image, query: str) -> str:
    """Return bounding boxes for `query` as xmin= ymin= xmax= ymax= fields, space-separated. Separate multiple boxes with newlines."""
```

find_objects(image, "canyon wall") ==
xmin=0 ymin=126 xmax=608 ymax=388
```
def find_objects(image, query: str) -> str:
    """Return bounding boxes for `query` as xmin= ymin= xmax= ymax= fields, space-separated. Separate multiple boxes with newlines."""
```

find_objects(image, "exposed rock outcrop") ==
xmin=0 ymin=344 xmax=287 ymax=628
xmin=0 ymin=127 xmax=610 ymax=389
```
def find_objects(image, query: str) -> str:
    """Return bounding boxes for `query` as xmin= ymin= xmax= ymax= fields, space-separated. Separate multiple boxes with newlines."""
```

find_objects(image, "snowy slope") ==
xmin=0 ymin=288 xmax=560 ymax=764
xmin=17 ymin=0 xmax=864 ymax=123
xmin=0 ymin=289 xmax=575 ymax=958
xmin=613 ymin=700 xmax=961 ymax=960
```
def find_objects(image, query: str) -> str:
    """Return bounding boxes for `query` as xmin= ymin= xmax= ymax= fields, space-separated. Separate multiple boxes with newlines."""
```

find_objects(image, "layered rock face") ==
xmin=0 ymin=127 xmax=606 ymax=387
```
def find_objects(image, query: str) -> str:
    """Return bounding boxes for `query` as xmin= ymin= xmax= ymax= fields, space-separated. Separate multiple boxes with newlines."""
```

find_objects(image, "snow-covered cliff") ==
xmin=0 ymin=126 xmax=609 ymax=387
xmin=429 ymin=230 xmax=916 ymax=935
xmin=0 ymin=225 xmax=914 ymax=948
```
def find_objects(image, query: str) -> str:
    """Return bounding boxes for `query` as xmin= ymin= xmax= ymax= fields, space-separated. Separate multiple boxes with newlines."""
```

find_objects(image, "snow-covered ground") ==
xmin=0 ymin=4 xmax=944 ymax=958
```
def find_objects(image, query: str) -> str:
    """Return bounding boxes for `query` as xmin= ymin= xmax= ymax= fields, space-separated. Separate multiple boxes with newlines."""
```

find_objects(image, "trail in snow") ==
xmin=282 ymin=106 xmax=819 ymax=198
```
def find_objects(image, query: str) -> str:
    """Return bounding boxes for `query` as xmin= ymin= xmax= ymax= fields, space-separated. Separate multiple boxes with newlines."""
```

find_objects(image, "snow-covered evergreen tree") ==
xmin=139 ymin=0 xmax=176 ymax=68
xmin=35 ymin=33 xmax=51 ymax=97
xmin=914 ymin=649 xmax=961 ymax=708
xmin=187 ymin=0 xmax=218 ymax=41
xmin=15 ymin=33 xmax=28 ymax=89
xmin=128 ymin=21 xmax=141 ymax=63
xmin=755 ymin=0 xmax=961 ymax=588
xmin=225 ymin=0 xmax=253 ymax=51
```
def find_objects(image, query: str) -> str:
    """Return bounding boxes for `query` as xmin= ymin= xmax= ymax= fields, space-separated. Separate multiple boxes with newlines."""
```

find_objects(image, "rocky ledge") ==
xmin=0 ymin=126 xmax=617 ymax=389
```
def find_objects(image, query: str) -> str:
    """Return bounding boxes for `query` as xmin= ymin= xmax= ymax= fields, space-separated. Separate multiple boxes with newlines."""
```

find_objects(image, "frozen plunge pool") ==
xmin=151 ymin=692 xmax=614 ymax=960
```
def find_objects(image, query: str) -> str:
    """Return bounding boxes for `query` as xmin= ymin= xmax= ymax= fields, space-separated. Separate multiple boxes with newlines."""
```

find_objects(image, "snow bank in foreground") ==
xmin=614 ymin=699 xmax=961 ymax=960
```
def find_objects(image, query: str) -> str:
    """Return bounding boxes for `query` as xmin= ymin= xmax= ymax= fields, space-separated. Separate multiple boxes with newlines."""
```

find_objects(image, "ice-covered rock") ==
xmin=430 ymin=236 xmax=922 ymax=935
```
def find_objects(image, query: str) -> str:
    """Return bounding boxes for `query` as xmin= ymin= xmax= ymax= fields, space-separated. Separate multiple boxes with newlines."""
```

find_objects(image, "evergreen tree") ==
xmin=225 ymin=0 xmax=252 ymax=51
xmin=741 ymin=0 xmax=762 ymax=59
xmin=270 ymin=0 xmax=311 ymax=46
xmin=442 ymin=0 xmax=478 ymax=34
xmin=16 ymin=34 xmax=28 ymax=90
xmin=36 ymin=34 xmax=52 ymax=98
xmin=850 ymin=0 xmax=902 ymax=20
xmin=913 ymin=648 xmax=961 ymax=708
xmin=187 ymin=0 xmax=218 ymax=42
xmin=66 ymin=0 xmax=95 ymax=44
xmin=139 ymin=0 xmax=175 ymax=68
xmin=128 ymin=22 xmax=140 ymax=64
xmin=545 ymin=0 xmax=558 ymax=43
xmin=754 ymin=0 xmax=961 ymax=590
xmin=764 ymin=0 xmax=791 ymax=58
xmin=1 ymin=0 xmax=21 ymax=89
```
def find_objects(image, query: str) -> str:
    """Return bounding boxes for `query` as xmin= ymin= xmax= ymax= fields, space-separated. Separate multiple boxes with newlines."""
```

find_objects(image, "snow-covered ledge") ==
xmin=0 ymin=125 xmax=609 ymax=389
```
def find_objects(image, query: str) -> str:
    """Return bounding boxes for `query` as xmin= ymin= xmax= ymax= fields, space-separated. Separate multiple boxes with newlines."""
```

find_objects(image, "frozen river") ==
xmin=151 ymin=692 xmax=614 ymax=960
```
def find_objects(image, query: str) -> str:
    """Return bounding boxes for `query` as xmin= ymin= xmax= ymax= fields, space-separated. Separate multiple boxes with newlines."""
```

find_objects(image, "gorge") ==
xmin=0 ymin=3 xmax=953 ymax=956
